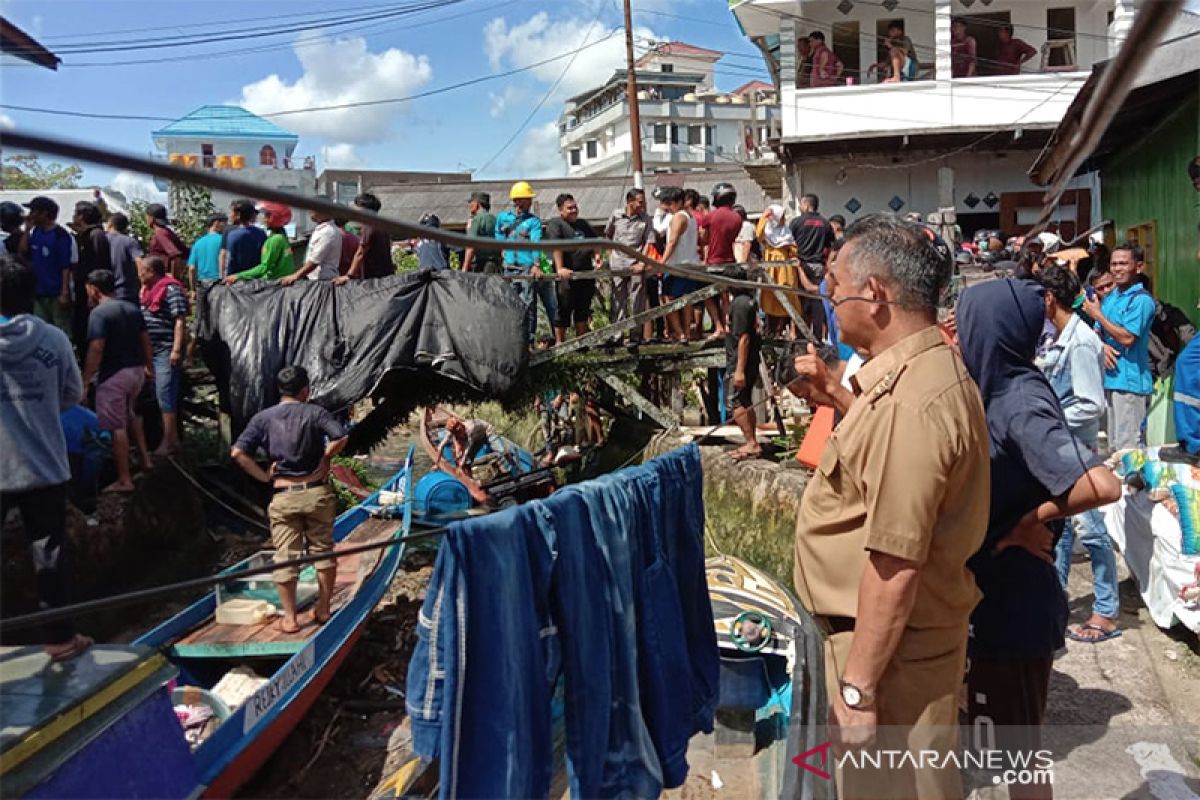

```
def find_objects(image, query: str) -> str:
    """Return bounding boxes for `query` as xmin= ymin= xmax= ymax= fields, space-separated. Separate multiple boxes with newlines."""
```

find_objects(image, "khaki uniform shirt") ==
xmin=793 ymin=326 xmax=990 ymax=638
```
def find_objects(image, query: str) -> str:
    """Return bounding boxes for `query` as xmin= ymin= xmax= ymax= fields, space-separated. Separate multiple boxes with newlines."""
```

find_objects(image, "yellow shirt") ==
xmin=793 ymin=326 xmax=990 ymax=635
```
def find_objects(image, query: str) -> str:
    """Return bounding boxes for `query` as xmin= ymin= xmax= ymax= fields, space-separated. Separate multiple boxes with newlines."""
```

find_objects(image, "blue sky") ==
xmin=0 ymin=0 xmax=767 ymax=195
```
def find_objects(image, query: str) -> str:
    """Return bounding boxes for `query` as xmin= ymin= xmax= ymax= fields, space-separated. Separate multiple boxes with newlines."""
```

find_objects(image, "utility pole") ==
xmin=622 ymin=0 xmax=644 ymax=190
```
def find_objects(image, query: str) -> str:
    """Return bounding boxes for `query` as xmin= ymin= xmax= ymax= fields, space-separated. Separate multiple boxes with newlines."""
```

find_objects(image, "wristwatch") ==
xmin=839 ymin=680 xmax=875 ymax=710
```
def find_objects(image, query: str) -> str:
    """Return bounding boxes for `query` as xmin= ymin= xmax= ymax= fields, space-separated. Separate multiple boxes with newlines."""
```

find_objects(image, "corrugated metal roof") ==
xmin=371 ymin=168 xmax=774 ymax=229
xmin=151 ymin=105 xmax=299 ymax=142
xmin=0 ymin=188 xmax=128 ymax=217
xmin=635 ymin=41 xmax=723 ymax=66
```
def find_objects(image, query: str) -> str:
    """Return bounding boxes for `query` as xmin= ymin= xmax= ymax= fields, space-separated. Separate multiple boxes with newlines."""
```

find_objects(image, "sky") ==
xmin=0 ymin=0 xmax=768 ymax=197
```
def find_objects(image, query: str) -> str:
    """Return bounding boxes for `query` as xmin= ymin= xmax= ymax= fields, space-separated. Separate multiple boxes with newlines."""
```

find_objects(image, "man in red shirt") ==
xmin=699 ymin=183 xmax=742 ymax=339
xmin=996 ymin=25 xmax=1037 ymax=75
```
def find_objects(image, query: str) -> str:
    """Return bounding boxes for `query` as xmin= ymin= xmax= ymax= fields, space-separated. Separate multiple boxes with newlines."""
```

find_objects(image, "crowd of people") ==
xmin=784 ymin=209 xmax=1196 ymax=797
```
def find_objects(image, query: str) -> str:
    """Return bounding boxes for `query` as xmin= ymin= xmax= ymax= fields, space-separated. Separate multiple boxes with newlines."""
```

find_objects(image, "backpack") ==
xmin=1148 ymin=300 xmax=1197 ymax=378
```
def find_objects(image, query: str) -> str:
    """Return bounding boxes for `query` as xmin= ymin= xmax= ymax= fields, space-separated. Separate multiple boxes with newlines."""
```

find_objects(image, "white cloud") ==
xmin=504 ymin=122 xmax=567 ymax=179
xmin=320 ymin=143 xmax=365 ymax=169
xmin=0 ymin=112 xmax=14 ymax=131
xmin=108 ymin=170 xmax=165 ymax=203
xmin=488 ymin=85 xmax=529 ymax=118
xmin=483 ymin=13 xmax=658 ymax=101
xmin=235 ymin=34 xmax=433 ymax=146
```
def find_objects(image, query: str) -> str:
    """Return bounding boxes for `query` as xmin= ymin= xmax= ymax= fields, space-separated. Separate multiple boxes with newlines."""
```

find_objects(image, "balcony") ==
xmin=782 ymin=71 xmax=1087 ymax=142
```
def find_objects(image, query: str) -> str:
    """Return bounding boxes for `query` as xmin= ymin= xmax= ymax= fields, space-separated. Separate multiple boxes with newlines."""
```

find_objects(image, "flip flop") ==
xmin=1066 ymin=623 xmax=1122 ymax=643
xmin=729 ymin=450 xmax=763 ymax=463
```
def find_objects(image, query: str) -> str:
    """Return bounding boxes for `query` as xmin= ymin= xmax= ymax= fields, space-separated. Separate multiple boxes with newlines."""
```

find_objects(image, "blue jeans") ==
xmin=152 ymin=347 xmax=182 ymax=413
xmin=407 ymin=445 xmax=716 ymax=798
xmin=512 ymin=277 xmax=558 ymax=343
xmin=1054 ymin=431 xmax=1119 ymax=619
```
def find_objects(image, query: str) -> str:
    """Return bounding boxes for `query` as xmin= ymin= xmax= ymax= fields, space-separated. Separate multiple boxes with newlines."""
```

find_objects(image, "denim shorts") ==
xmin=152 ymin=348 xmax=182 ymax=413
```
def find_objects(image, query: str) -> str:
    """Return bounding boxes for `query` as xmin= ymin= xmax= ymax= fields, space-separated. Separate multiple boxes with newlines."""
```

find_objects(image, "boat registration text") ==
xmin=243 ymin=642 xmax=316 ymax=733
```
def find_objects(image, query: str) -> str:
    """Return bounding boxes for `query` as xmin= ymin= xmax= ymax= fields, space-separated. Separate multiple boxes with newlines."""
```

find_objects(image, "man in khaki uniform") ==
xmin=789 ymin=214 xmax=990 ymax=799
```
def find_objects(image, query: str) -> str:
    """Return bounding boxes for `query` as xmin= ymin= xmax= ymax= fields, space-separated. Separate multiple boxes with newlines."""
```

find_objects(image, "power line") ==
xmin=0 ymin=32 xmax=624 ymax=126
xmin=35 ymin=1 xmax=410 ymax=44
xmin=31 ymin=2 xmax=464 ymax=56
xmin=56 ymin=2 xmax=496 ymax=69
xmin=447 ymin=10 xmax=605 ymax=174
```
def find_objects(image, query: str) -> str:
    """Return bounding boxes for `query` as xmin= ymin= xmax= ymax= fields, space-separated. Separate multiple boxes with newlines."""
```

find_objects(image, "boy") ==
xmin=725 ymin=268 xmax=761 ymax=461
xmin=81 ymin=270 xmax=153 ymax=492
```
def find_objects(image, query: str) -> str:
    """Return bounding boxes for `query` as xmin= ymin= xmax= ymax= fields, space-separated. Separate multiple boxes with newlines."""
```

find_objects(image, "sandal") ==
xmin=1066 ymin=623 xmax=1122 ymax=643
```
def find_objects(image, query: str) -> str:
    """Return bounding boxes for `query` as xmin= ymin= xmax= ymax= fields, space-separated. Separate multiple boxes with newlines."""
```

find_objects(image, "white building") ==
xmin=728 ymin=0 xmax=1154 ymax=240
xmin=151 ymin=105 xmax=318 ymax=234
xmin=559 ymin=42 xmax=782 ymax=178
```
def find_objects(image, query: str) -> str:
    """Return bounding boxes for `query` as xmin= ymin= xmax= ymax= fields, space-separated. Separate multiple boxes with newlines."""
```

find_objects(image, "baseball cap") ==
xmin=146 ymin=202 xmax=170 ymax=223
xmin=24 ymin=196 xmax=58 ymax=216
xmin=0 ymin=201 xmax=26 ymax=225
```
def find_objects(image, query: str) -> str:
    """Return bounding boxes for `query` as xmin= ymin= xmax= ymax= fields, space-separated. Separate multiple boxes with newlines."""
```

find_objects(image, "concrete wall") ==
xmin=154 ymin=135 xmax=298 ymax=166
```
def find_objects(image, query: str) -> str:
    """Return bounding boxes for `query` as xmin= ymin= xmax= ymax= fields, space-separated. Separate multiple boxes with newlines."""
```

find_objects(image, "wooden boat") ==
xmin=0 ymin=450 xmax=415 ymax=799
xmin=420 ymin=405 xmax=555 ymax=508
xmin=705 ymin=554 xmax=832 ymax=800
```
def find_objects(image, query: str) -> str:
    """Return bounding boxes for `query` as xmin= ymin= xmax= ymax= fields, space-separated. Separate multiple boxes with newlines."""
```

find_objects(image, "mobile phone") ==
xmin=1085 ymin=286 xmax=1096 ymax=301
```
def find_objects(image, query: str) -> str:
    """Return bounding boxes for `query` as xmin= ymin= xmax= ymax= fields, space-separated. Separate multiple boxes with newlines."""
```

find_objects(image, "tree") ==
xmin=167 ymin=181 xmax=216 ymax=245
xmin=2 ymin=154 xmax=83 ymax=190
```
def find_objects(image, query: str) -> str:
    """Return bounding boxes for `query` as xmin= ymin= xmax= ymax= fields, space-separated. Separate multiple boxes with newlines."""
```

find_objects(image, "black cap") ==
xmin=146 ymin=202 xmax=169 ymax=223
xmin=24 ymin=196 xmax=58 ymax=216
xmin=469 ymin=191 xmax=490 ymax=205
xmin=0 ymin=201 xmax=26 ymax=226
xmin=419 ymin=213 xmax=441 ymax=228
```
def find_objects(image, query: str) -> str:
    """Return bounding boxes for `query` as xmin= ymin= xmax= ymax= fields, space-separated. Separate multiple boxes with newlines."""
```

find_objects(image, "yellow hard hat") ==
xmin=510 ymin=181 xmax=536 ymax=200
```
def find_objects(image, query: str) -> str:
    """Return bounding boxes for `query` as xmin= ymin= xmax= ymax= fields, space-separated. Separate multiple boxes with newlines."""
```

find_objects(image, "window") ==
xmin=1125 ymin=221 xmax=1158 ymax=290
xmin=335 ymin=181 xmax=358 ymax=205
xmin=705 ymin=125 xmax=716 ymax=146
xmin=259 ymin=145 xmax=277 ymax=166
xmin=687 ymin=125 xmax=703 ymax=146
xmin=669 ymin=124 xmax=679 ymax=145
xmin=832 ymin=21 xmax=860 ymax=83
xmin=653 ymin=124 xmax=668 ymax=144
xmin=570 ymin=149 xmax=581 ymax=166
xmin=1045 ymin=8 xmax=1077 ymax=69
xmin=201 ymin=143 xmax=215 ymax=169
xmin=586 ymin=140 xmax=598 ymax=159
xmin=661 ymin=64 xmax=674 ymax=73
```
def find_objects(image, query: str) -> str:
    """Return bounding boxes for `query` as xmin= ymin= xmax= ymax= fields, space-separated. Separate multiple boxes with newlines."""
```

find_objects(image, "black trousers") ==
xmin=1 ymin=483 xmax=75 ymax=644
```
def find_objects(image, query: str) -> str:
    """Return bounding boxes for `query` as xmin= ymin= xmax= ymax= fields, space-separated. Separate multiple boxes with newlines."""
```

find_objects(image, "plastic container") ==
xmin=214 ymin=598 xmax=276 ymax=626
xmin=415 ymin=472 xmax=473 ymax=516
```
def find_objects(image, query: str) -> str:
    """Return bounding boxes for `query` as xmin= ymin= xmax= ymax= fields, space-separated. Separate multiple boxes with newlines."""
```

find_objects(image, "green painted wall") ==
xmin=1102 ymin=94 xmax=1200 ymax=319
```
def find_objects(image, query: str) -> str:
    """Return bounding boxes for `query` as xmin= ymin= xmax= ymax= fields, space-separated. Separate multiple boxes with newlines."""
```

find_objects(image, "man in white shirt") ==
xmin=281 ymin=210 xmax=341 ymax=284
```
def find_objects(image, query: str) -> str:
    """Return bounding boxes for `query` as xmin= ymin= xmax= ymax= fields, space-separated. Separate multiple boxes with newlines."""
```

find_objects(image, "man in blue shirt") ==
xmin=219 ymin=198 xmax=267 ymax=278
xmin=1037 ymin=266 xmax=1120 ymax=644
xmin=1081 ymin=243 xmax=1156 ymax=451
xmin=187 ymin=213 xmax=226 ymax=291
xmin=495 ymin=181 xmax=555 ymax=343
xmin=25 ymin=196 xmax=75 ymax=336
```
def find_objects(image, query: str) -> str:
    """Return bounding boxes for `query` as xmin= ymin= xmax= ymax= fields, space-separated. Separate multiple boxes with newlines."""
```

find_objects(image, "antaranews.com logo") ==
xmin=793 ymin=741 xmax=1055 ymax=787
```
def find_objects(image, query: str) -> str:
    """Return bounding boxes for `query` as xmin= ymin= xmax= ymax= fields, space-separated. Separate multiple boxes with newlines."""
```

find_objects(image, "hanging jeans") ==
xmin=1053 ymin=430 xmax=1119 ymax=619
xmin=407 ymin=445 xmax=716 ymax=798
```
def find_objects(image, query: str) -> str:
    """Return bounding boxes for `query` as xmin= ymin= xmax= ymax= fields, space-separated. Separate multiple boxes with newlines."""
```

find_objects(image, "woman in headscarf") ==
xmin=754 ymin=203 xmax=799 ymax=336
xmin=956 ymin=278 xmax=1120 ymax=795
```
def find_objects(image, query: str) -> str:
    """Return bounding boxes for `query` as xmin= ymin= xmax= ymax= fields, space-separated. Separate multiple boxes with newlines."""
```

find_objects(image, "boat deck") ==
xmin=172 ymin=517 xmax=404 ymax=658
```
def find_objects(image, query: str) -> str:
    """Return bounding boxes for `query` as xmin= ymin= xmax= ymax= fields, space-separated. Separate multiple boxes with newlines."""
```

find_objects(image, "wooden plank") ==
xmin=600 ymin=373 xmax=679 ymax=431
xmin=172 ymin=525 xmax=400 ymax=655
xmin=530 ymin=283 xmax=722 ymax=366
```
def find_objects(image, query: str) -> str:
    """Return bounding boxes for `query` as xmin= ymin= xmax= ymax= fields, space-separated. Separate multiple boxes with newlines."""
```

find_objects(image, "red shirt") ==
xmin=997 ymin=38 xmax=1037 ymax=75
xmin=338 ymin=229 xmax=360 ymax=276
xmin=701 ymin=207 xmax=742 ymax=265
xmin=149 ymin=224 xmax=185 ymax=262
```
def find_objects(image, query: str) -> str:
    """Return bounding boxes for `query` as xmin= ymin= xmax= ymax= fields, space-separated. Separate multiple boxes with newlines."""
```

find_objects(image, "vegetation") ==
xmin=168 ymin=182 xmax=217 ymax=244
xmin=331 ymin=456 xmax=378 ymax=512
xmin=2 ymin=154 xmax=83 ymax=190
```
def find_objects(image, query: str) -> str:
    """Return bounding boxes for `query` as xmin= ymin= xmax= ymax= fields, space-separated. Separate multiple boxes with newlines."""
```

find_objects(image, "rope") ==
xmin=0 ymin=520 xmax=449 ymax=634
xmin=2 ymin=131 xmax=890 ymax=309
xmin=164 ymin=456 xmax=269 ymax=532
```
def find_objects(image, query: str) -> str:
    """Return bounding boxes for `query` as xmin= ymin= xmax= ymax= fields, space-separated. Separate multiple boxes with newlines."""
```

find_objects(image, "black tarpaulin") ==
xmin=198 ymin=269 xmax=528 ymax=429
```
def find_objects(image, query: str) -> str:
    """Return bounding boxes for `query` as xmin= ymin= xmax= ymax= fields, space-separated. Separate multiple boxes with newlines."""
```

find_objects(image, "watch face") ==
xmin=841 ymin=684 xmax=862 ymax=707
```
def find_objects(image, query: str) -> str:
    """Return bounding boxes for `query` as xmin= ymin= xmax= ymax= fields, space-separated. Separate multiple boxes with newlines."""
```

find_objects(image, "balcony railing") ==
xmin=782 ymin=71 xmax=1087 ymax=141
